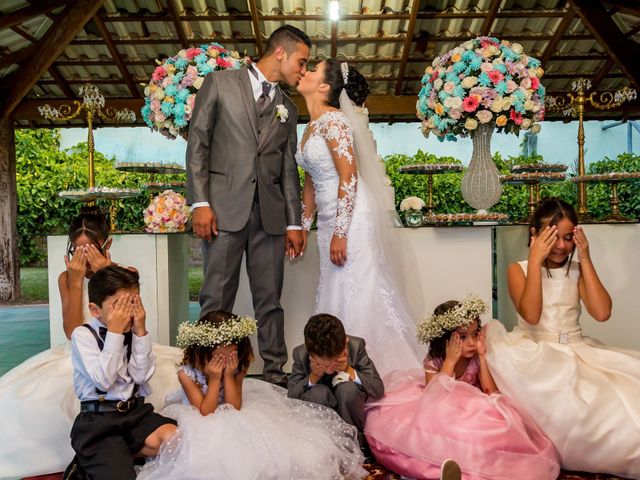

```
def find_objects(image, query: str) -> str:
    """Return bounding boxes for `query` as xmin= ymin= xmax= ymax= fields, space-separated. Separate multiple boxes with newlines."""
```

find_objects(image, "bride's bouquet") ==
xmin=417 ymin=36 xmax=545 ymax=140
xmin=142 ymin=43 xmax=250 ymax=140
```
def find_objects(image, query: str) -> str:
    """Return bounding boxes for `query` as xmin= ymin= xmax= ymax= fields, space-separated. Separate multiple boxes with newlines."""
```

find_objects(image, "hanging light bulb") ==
xmin=329 ymin=0 xmax=339 ymax=21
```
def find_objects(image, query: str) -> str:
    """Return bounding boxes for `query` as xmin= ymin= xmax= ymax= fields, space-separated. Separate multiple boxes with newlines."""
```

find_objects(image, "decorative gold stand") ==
xmin=572 ymin=172 xmax=640 ymax=223
xmin=545 ymin=79 xmax=636 ymax=221
xmin=59 ymin=189 xmax=141 ymax=231
xmin=116 ymin=162 xmax=186 ymax=201
xmin=399 ymin=164 xmax=463 ymax=215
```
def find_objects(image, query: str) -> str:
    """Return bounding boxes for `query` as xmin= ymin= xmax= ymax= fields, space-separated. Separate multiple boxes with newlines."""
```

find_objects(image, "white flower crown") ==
xmin=416 ymin=295 xmax=487 ymax=344
xmin=176 ymin=315 xmax=258 ymax=348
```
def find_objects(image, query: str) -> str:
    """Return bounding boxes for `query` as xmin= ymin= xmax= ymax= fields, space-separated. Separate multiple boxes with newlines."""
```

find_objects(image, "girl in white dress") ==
xmin=138 ymin=310 xmax=366 ymax=480
xmin=0 ymin=207 xmax=182 ymax=478
xmin=295 ymin=59 xmax=424 ymax=377
xmin=486 ymin=198 xmax=640 ymax=478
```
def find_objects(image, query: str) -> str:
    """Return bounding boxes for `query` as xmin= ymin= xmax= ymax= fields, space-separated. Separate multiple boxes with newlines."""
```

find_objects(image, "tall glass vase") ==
xmin=461 ymin=123 xmax=502 ymax=213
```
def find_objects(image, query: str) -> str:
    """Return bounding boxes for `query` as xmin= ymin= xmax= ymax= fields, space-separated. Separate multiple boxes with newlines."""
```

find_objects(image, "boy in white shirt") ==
xmin=68 ymin=265 xmax=176 ymax=479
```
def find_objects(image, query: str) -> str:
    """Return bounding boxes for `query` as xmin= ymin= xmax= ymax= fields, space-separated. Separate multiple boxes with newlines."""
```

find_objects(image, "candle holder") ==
xmin=39 ymin=84 xmax=136 ymax=189
xmin=398 ymin=163 xmax=463 ymax=216
xmin=545 ymin=79 xmax=636 ymax=221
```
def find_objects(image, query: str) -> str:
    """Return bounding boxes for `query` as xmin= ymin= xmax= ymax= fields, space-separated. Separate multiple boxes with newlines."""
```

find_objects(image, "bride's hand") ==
xmin=330 ymin=236 xmax=347 ymax=266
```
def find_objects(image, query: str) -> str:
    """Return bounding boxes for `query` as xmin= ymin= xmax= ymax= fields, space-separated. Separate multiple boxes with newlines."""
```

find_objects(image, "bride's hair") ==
xmin=323 ymin=59 xmax=370 ymax=109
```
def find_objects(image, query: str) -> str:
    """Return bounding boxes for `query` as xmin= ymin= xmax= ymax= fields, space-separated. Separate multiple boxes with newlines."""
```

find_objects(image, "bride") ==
xmin=295 ymin=59 xmax=424 ymax=376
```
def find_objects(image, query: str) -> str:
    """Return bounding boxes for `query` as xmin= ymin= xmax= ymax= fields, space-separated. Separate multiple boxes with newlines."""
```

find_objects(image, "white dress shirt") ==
xmin=71 ymin=317 xmax=155 ymax=402
xmin=190 ymin=66 xmax=301 ymax=231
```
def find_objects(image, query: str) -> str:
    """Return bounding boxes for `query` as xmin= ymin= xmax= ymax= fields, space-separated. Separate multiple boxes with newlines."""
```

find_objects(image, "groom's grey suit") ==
xmin=186 ymin=67 xmax=301 ymax=382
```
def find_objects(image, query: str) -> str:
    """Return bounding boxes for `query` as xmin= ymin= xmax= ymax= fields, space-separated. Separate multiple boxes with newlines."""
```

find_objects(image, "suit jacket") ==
xmin=186 ymin=67 xmax=301 ymax=234
xmin=288 ymin=336 xmax=385 ymax=401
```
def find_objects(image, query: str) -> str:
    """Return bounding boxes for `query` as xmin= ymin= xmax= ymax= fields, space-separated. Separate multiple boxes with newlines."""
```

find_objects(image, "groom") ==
xmin=186 ymin=26 xmax=310 ymax=385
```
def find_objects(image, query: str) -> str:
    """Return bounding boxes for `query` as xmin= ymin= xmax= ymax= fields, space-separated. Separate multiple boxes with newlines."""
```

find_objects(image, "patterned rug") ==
xmin=22 ymin=466 xmax=631 ymax=480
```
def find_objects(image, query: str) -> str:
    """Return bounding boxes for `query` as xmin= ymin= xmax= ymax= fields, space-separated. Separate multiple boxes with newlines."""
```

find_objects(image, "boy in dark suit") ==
xmin=288 ymin=313 xmax=384 ymax=450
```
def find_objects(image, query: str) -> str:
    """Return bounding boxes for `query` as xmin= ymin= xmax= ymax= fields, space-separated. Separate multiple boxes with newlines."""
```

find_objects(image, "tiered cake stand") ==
xmin=115 ymin=162 xmax=186 ymax=199
xmin=572 ymin=172 xmax=640 ymax=222
xmin=59 ymin=188 xmax=141 ymax=231
xmin=500 ymin=163 xmax=567 ymax=223
xmin=399 ymin=163 xmax=464 ymax=217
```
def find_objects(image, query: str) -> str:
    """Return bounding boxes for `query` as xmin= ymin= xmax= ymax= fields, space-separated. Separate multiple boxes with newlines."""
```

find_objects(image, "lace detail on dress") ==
xmin=316 ymin=111 xmax=354 ymax=165
xmin=180 ymin=365 xmax=208 ymax=395
xmin=301 ymin=202 xmax=314 ymax=231
xmin=333 ymin=174 xmax=357 ymax=238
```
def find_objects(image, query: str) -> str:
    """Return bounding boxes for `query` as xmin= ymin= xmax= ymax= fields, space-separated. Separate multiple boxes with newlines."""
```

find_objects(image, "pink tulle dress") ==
xmin=364 ymin=356 xmax=560 ymax=480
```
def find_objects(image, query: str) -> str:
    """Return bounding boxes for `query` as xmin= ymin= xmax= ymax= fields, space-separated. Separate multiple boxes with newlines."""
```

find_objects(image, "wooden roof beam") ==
xmin=166 ymin=0 xmax=190 ymax=49
xmin=0 ymin=45 xmax=37 ymax=70
xmin=247 ymin=0 xmax=264 ymax=57
xmin=603 ymin=1 xmax=640 ymax=17
xmin=394 ymin=0 xmax=421 ymax=95
xmin=569 ymin=0 xmax=640 ymax=88
xmin=540 ymin=8 xmax=576 ymax=68
xmin=0 ymin=0 xmax=75 ymax=30
xmin=1 ymin=0 xmax=105 ymax=119
xmin=481 ymin=0 xmax=502 ymax=36
xmin=92 ymin=13 xmax=140 ymax=98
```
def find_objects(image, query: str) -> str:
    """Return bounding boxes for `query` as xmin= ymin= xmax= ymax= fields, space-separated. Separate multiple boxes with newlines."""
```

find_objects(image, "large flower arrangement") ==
xmin=144 ymin=190 xmax=190 ymax=233
xmin=417 ymin=36 xmax=545 ymax=140
xmin=142 ymin=43 xmax=250 ymax=140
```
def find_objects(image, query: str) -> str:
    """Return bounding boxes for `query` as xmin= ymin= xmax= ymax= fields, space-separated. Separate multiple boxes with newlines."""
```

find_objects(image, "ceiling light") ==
xmin=329 ymin=0 xmax=339 ymax=21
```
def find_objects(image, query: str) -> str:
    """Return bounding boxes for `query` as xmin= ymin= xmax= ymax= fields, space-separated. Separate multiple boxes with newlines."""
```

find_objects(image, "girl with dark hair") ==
xmin=0 ymin=209 xmax=183 ymax=478
xmin=365 ymin=297 xmax=559 ymax=480
xmin=486 ymin=198 xmax=640 ymax=478
xmin=138 ymin=311 xmax=366 ymax=480
xmin=295 ymin=59 xmax=424 ymax=376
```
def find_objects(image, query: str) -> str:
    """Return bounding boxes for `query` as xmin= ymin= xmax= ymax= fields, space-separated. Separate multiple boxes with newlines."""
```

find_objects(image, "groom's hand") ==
xmin=286 ymin=230 xmax=304 ymax=258
xmin=193 ymin=206 xmax=218 ymax=242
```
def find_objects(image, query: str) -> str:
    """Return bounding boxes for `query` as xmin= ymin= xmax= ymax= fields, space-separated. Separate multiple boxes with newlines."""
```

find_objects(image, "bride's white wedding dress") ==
xmin=296 ymin=109 xmax=424 ymax=376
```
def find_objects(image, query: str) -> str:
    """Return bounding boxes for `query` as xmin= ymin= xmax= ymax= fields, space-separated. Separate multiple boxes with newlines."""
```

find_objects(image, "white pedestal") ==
xmin=47 ymin=234 xmax=189 ymax=347
xmin=495 ymin=224 xmax=640 ymax=350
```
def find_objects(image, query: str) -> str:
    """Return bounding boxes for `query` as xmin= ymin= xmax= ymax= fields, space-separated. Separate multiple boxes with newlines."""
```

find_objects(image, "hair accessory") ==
xmin=416 ymin=295 xmax=487 ymax=344
xmin=176 ymin=316 xmax=257 ymax=348
xmin=341 ymin=62 xmax=349 ymax=85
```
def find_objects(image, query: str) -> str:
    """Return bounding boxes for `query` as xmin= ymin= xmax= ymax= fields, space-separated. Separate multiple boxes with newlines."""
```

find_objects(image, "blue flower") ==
xmin=453 ymin=85 xmax=465 ymax=97
xmin=453 ymin=61 xmax=467 ymax=73
xmin=199 ymin=64 xmax=213 ymax=75
xmin=528 ymin=58 xmax=541 ymax=69
xmin=495 ymin=81 xmax=508 ymax=95
xmin=469 ymin=56 xmax=482 ymax=71
xmin=445 ymin=71 xmax=460 ymax=84
xmin=195 ymin=53 xmax=208 ymax=64
xmin=494 ymin=63 xmax=507 ymax=74
xmin=478 ymin=72 xmax=492 ymax=86
xmin=462 ymin=51 xmax=476 ymax=62
xmin=512 ymin=89 xmax=526 ymax=102
xmin=175 ymin=89 xmax=190 ymax=103
xmin=513 ymin=101 xmax=526 ymax=114
xmin=141 ymin=103 xmax=152 ymax=126
xmin=164 ymin=84 xmax=178 ymax=97
xmin=161 ymin=101 xmax=173 ymax=115
xmin=438 ymin=90 xmax=450 ymax=102
xmin=175 ymin=58 xmax=188 ymax=70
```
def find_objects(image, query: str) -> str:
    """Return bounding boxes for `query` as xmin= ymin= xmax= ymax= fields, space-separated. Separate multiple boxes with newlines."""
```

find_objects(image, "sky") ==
xmin=59 ymin=118 xmax=639 ymax=168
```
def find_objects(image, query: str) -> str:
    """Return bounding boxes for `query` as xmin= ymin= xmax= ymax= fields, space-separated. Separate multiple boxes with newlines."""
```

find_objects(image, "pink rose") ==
xmin=520 ymin=77 xmax=532 ymax=90
xmin=506 ymin=80 xmax=517 ymax=93
xmin=449 ymin=108 xmax=462 ymax=120
xmin=480 ymin=63 xmax=494 ymax=73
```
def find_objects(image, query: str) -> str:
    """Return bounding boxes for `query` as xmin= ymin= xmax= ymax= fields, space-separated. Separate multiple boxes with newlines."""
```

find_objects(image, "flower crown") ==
xmin=176 ymin=316 xmax=257 ymax=348
xmin=416 ymin=295 xmax=487 ymax=344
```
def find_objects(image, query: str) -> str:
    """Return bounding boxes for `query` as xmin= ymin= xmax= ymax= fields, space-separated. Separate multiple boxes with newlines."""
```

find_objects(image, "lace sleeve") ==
xmin=319 ymin=112 xmax=357 ymax=238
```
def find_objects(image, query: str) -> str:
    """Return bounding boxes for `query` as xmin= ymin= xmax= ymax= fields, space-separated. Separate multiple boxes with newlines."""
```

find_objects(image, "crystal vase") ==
xmin=460 ymin=123 xmax=502 ymax=213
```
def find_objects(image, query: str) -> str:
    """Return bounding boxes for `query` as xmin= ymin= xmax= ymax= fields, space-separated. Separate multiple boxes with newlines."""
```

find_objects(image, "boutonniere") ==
xmin=331 ymin=371 xmax=351 ymax=387
xmin=275 ymin=104 xmax=289 ymax=123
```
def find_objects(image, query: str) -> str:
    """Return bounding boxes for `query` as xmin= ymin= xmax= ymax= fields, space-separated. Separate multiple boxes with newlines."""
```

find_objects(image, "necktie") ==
xmin=257 ymin=81 xmax=271 ymax=111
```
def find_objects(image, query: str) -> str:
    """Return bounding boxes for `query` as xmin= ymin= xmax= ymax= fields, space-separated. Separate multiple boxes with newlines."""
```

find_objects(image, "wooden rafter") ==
xmin=247 ymin=0 xmax=264 ymax=57
xmin=330 ymin=22 xmax=338 ymax=58
xmin=0 ymin=0 xmax=104 ymax=119
xmin=481 ymin=0 xmax=502 ymax=36
xmin=0 ymin=45 xmax=38 ymax=70
xmin=540 ymin=8 xmax=576 ymax=67
xmin=10 ymin=25 xmax=37 ymax=43
xmin=569 ymin=0 xmax=640 ymax=88
xmin=166 ymin=0 xmax=189 ymax=49
xmin=394 ymin=0 xmax=421 ymax=95
xmin=0 ymin=0 xmax=75 ymax=30
xmin=92 ymin=13 xmax=140 ymax=98
xmin=602 ymin=1 xmax=640 ymax=17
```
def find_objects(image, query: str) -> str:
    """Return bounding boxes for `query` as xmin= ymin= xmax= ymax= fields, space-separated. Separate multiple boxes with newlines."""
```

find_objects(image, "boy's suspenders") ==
xmin=81 ymin=324 xmax=139 ymax=398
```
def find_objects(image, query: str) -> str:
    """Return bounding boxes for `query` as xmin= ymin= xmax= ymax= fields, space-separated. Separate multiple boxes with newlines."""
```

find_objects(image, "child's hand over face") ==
xmin=529 ymin=225 xmax=557 ymax=266
xmin=205 ymin=355 xmax=225 ymax=382
xmin=333 ymin=351 xmax=349 ymax=373
xmin=309 ymin=358 xmax=327 ymax=384
xmin=223 ymin=351 xmax=239 ymax=377
xmin=65 ymin=248 xmax=87 ymax=287
xmin=84 ymin=243 xmax=111 ymax=273
xmin=573 ymin=226 xmax=590 ymax=262
xmin=477 ymin=330 xmax=488 ymax=357
xmin=131 ymin=295 xmax=147 ymax=337
xmin=107 ymin=294 xmax=133 ymax=335
xmin=445 ymin=332 xmax=462 ymax=364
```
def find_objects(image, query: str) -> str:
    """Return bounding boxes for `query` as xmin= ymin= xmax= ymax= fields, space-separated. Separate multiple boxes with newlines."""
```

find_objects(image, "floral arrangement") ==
xmin=142 ymin=43 xmax=250 ymax=140
xmin=417 ymin=36 xmax=545 ymax=140
xmin=143 ymin=190 xmax=190 ymax=233
xmin=399 ymin=196 xmax=426 ymax=211
xmin=416 ymin=295 xmax=488 ymax=344
xmin=176 ymin=316 xmax=258 ymax=348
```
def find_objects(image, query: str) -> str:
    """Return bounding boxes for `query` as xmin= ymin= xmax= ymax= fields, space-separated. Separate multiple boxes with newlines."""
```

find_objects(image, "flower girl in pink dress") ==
xmin=364 ymin=296 xmax=559 ymax=480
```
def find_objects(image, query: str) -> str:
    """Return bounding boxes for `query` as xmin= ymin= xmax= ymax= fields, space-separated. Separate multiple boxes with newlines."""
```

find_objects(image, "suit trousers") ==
xmin=200 ymin=197 xmax=287 ymax=382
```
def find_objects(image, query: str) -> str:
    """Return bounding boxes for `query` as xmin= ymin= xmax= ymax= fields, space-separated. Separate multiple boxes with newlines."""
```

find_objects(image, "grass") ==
xmin=2 ymin=267 xmax=204 ymax=305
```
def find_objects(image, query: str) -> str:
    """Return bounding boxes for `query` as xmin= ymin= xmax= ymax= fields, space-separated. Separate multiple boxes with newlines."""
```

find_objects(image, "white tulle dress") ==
xmin=296 ymin=111 xmax=425 ymax=377
xmin=486 ymin=260 xmax=640 ymax=478
xmin=137 ymin=365 xmax=366 ymax=480
xmin=0 ymin=280 xmax=183 ymax=478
